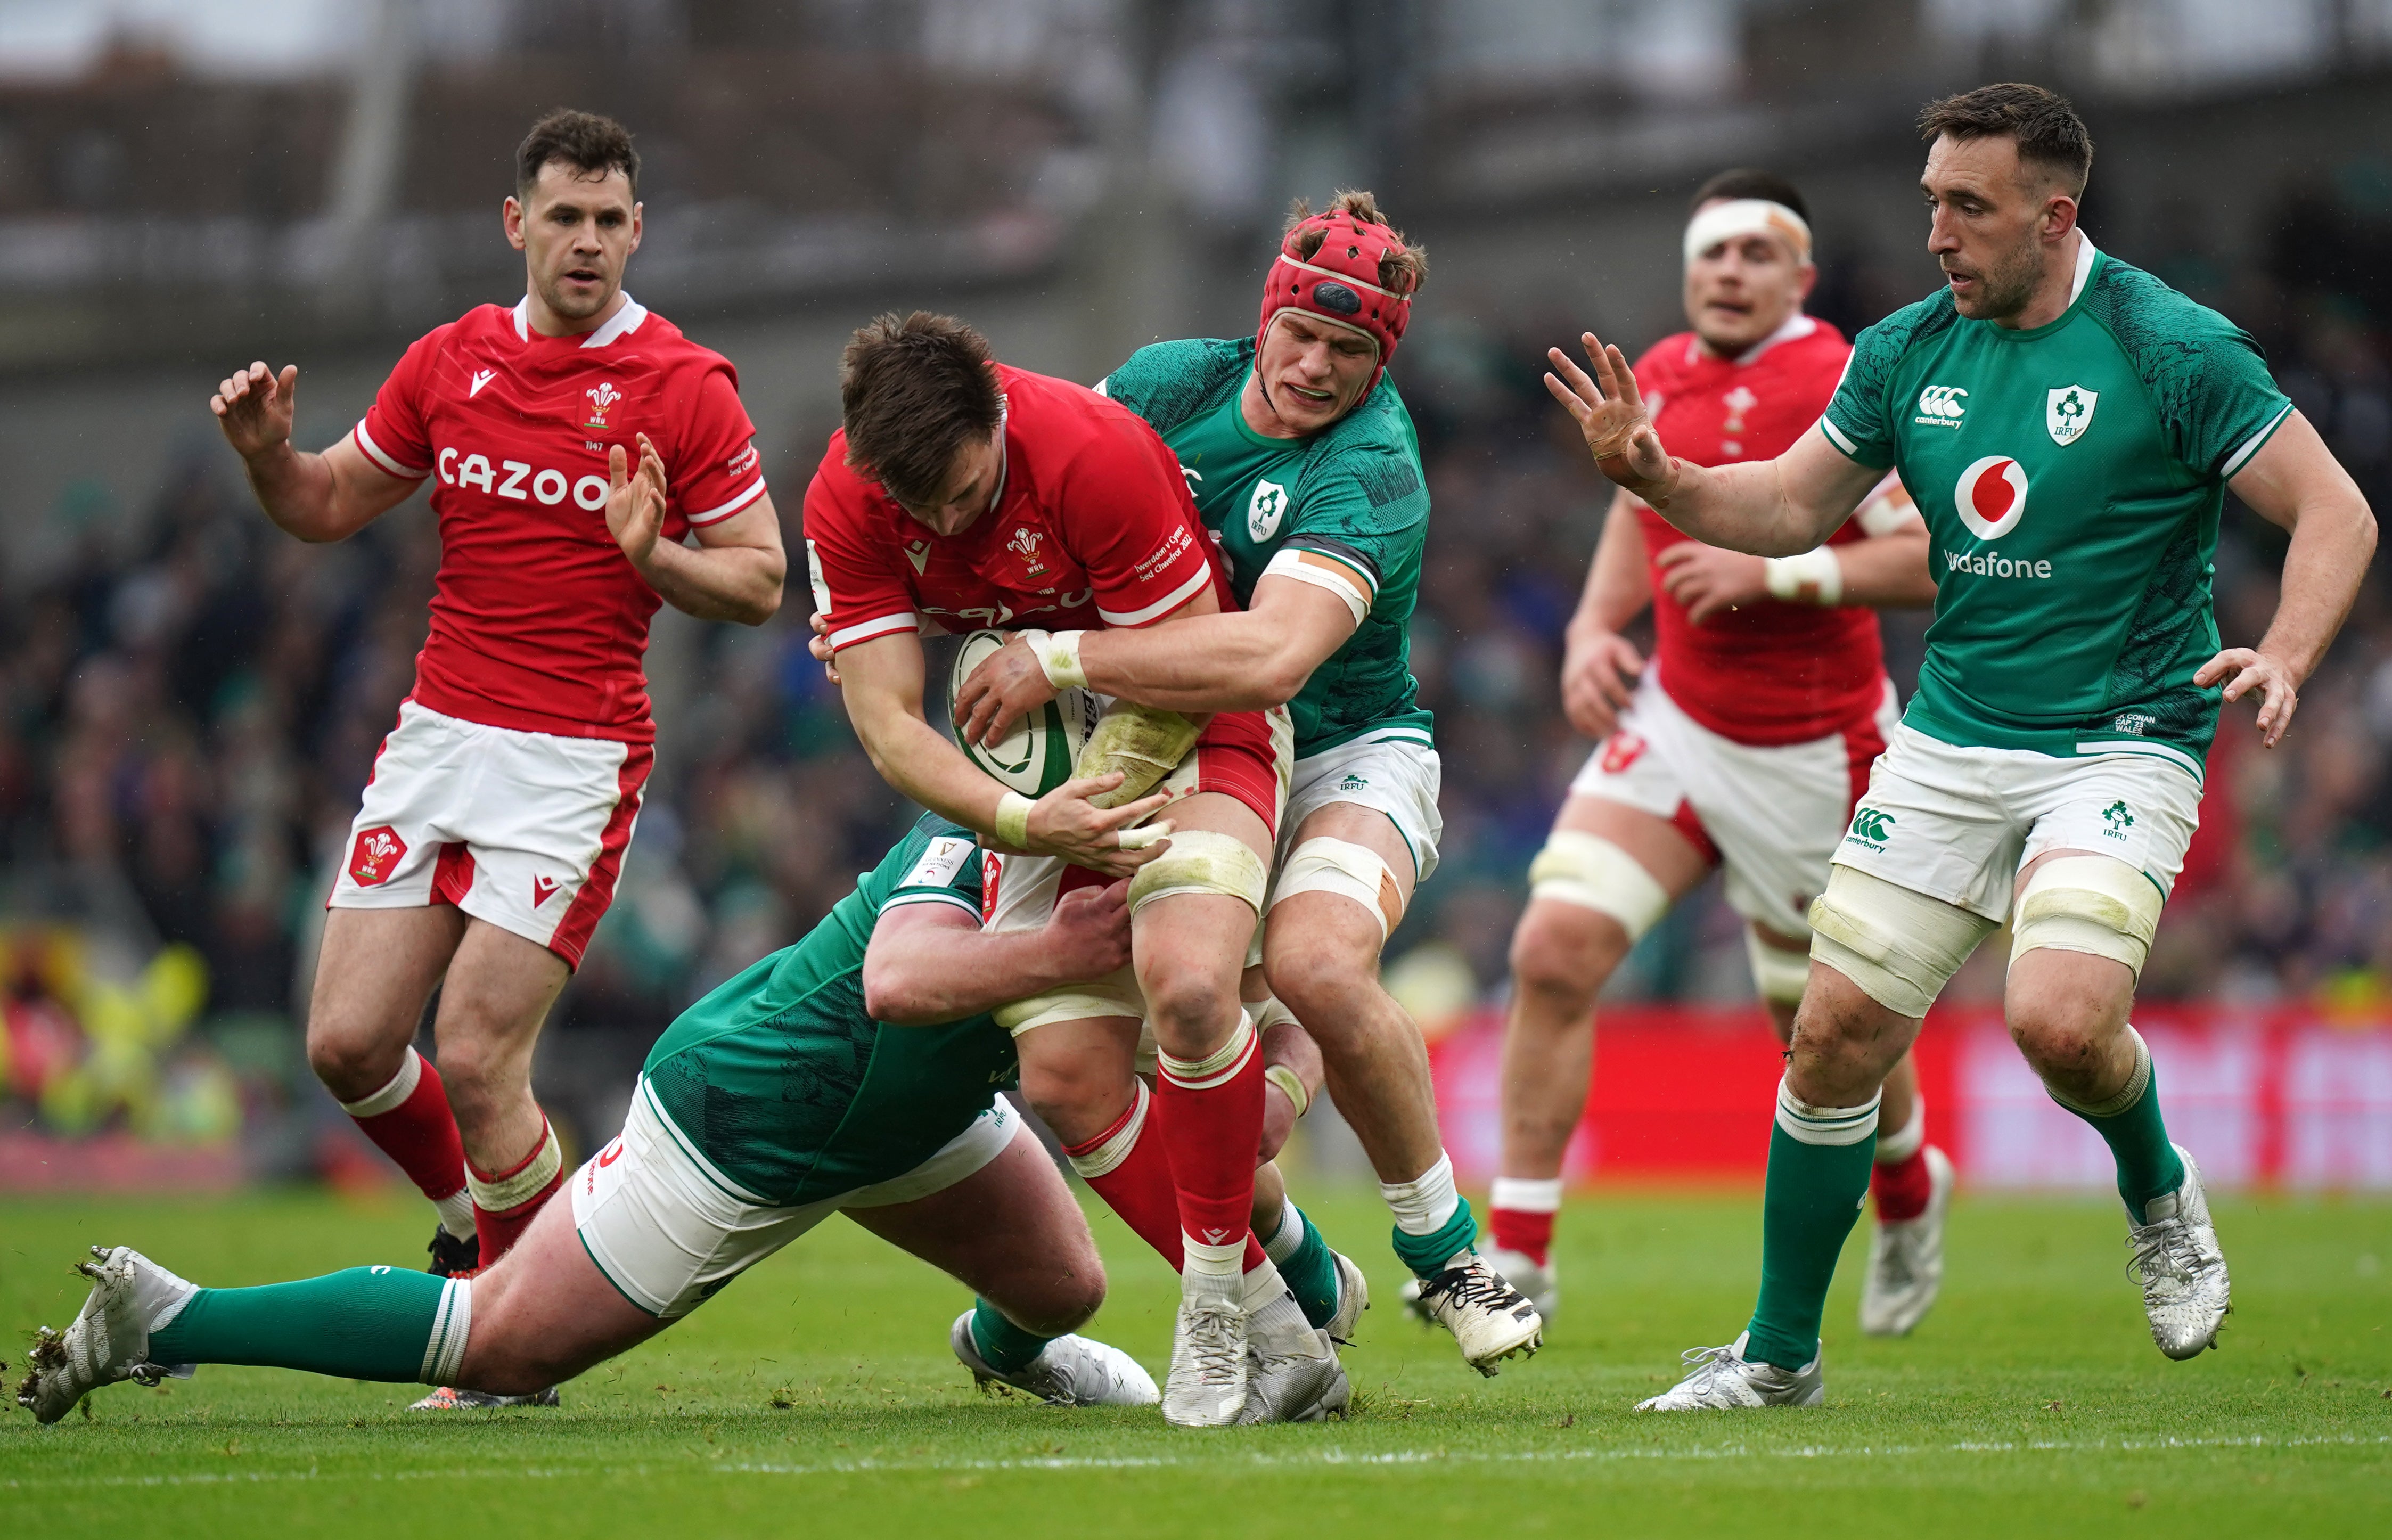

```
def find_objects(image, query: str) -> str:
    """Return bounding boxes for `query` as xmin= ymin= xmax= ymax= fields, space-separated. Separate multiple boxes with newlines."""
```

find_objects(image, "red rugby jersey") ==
xmin=804 ymin=364 xmax=1229 ymax=651
xmin=1633 ymin=315 xmax=1893 ymax=746
xmin=350 ymin=295 xmax=766 ymax=742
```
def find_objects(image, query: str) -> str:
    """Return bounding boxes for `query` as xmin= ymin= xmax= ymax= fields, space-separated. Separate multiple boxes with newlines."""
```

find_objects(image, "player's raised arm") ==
xmin=863 ymin=877 xmax=1132 ymax=1025
xmin=603 ymin=430 xmax=785 ymax=625
xmin=211 ymin=360 xmax=420 ymax=543
xmin=2198 ymin=409 xmax=2378 ymax=747
xmin=1653 ymin=474 xmax=1938 ymax=624
xmin=1546 ymin=332 xmax=1878 ymax=557
xmin=834 ymin=630 xmax=1168 ymax=877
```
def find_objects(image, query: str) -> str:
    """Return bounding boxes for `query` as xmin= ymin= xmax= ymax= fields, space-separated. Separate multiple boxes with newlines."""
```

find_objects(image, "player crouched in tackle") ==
xmin=953 ymin=192 xmax=1543 ymax=1377
xmin=17 ymin=814 xmax=1159 ymax=1424
xmin=1549 ymin=85 xmax=2374 ymax=1410
xmin=208 ymin=111 xmax=785 ymax=1406
xmin=805 ymin=315 xmax=1347 ymax=1427
xmin=1489 ymin=171 xmax=1945 ymax=1336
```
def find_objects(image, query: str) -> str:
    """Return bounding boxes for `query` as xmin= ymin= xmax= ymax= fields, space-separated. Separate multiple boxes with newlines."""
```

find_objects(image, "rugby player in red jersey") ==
xmin=208 ymin=111 xmax=785 ymax=1405
xmin=804 ymin=312 xmax=1332 ymax=1427
xmin=1489 ymin=171 xmax=1947 ymax=1334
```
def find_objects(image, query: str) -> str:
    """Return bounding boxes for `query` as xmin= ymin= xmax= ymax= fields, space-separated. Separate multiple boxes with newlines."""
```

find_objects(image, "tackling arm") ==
xmin=862 ymin=879 xmax=1133 ymax=1025
xmin=1544 ymin=332 xmax=1880 ymax=556
xmin=211 ymin=362 xmax=419 ymax=542
xmin=2199 ymin=411 xmax=2378 ymax=746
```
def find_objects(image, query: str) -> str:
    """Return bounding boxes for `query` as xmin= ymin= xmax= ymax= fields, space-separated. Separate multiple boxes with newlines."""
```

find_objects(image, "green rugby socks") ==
xmin=1744 ymin=1077 xmax=1879 ymax=1371
xmin=148 ymin=1266 xmax=464 ymax=1384
xmin=2046 ymin=1027 xmax=2185 ymax=1219
xmin=968 ymin=1298 xmax=1055 ymax=1375
xmin=1386 ymin=1154 xmax=1478 ymax=1280
xmin=1263 ymin=1198 xmax=1341 ymax=1330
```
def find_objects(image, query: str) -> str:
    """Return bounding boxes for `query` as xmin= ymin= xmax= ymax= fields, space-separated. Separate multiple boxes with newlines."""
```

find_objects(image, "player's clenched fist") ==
xmin=211 ymin=361 xmax=299 ymax=461
xmin=1546 ymin=332 xmax=1679 ymax=506
xmin=1042 ymin=878 xmax=1134 ymax=980
xmin=1559 ymin=627 xmax=1643 ymax=741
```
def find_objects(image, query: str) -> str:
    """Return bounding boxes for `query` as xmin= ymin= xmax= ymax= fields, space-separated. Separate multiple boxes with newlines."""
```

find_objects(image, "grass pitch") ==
xmin=2 ymin=1185 xmax=2387 ymax=1537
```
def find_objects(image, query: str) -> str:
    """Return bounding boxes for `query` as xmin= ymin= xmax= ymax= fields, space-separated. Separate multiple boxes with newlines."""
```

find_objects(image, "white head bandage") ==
xmin=1684 ymin=199 xmax=1813 ymax=267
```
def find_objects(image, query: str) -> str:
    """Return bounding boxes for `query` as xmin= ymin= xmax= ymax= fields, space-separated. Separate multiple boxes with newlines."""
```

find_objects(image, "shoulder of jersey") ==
xmin=1632 ymin=332 xmax=1699 ymax=387
xmin=2080 ymin=255 xmax=2243 ymax=341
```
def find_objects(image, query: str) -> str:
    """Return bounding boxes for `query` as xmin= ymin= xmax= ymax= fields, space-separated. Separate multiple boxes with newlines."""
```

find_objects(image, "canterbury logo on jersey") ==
xmin=1914 ymin=384 xmax=1968 ymax=425
xmin=437 ymin=444 xmax=612 ymax=510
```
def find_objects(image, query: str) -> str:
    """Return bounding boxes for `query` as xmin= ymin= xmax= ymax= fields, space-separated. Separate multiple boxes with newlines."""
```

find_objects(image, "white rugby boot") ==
xmin=1161 ymin=1270 xmax=1249 ymax=1428
xmin=1237 ymin=1272 xmax=1349 ymax=1423
xmin=2128 ymin=1145 xmax=2231 ymax=1360
xmin=1635 ymin=1332 xmax=1824 ymax=1412
xmin=1859 ymin=1145 xmax=1954 ymax=1337
xmin=1325 ymin=1248 xmax=1370 ymax=1346
xmin=949 ymin=1310 xmax=1159 ymax=1406
xmin=408 ymin=1386 xmax=561 ymax=1410
xmin=1407 ymin=1250 xmax=1544 ymax=1375
xmin=1485 ymin=1245 xmax=1558 ymax=1322
xmin=17 ymin=1246 xmax=196 ymax=1425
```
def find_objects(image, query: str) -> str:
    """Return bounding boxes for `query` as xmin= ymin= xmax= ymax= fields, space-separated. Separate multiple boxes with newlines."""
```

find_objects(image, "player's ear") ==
xmin=503 ymin=195 xmax=527 ymax=252
xmin=1795 ymin=262 xmax=1818 ymax=302
xmin=627 ymin=202 xmax=643 ymax=255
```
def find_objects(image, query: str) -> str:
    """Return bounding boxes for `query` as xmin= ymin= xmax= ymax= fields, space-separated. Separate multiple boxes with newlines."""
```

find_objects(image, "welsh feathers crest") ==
xmin=585 ymin=381 xmax=622 ymax=427
xmin=2046 ymin=385 xmax=2097 ymax=446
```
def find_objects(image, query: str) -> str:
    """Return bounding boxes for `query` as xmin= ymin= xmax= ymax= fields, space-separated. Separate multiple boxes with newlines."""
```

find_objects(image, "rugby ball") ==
xmin=951 ymin=629 xmax=1100 ymax=798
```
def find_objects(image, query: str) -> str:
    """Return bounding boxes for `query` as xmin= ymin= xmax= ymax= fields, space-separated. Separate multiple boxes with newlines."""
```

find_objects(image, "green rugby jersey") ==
xmin=641 ymin=814 xmax=1018 ymax=1206
xmin=1099 ymin=337 xmax=1433 ymax=758
xmin=1821 ymin=242 xmax=2292 ymax=777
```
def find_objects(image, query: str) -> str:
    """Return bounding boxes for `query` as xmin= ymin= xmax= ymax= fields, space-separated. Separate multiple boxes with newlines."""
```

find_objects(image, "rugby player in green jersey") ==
xmin=19 ymin=813 xmax=1184 ymax=1423
xmin=953 ymin=192 xmax=1544 ymax=1375
xmin=1549 ymin=84 xmax=2375 ymax=1410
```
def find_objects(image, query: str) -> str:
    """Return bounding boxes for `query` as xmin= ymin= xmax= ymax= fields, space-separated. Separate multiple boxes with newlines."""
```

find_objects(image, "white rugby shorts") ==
xmin=1568 ymin=669 xmax=1898 ymax=937
xmin=572 ymin=1077 xmax=1023 ymax=1318
xmin=330 ymin=699 xmax=650 ymax=966
xmin=1832 ymin=724 xmax=2202 ymax=921
xmin=1279 ymin=732 xmax=1444 ymax=884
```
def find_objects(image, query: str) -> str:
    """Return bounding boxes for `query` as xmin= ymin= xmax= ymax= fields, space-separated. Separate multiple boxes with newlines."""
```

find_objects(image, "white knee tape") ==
xmin=1745 ymin=929 xmax=1813 ymax=1007
xmin=2009 ymin=855 xmax=2164 ymax=978
xmin=1267 ymin=837 xmax=1403 ymax=937
xmin=1526 ymin=831 xmax=1670 ymax=940
xmin=1127 ymin=829 xmax=1270 ymax=915
xmin=994 ymin=966 xmax=1144 ymax=1034
xmin=1806 ymin=865 xmax=1996 ymax=1019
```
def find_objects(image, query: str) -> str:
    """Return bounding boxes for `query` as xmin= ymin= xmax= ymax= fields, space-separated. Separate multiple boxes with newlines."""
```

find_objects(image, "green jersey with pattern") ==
xmin=641 ymin=814 xmax=1017 ymax=1206
xmin=1821 ymin=243 xmax=2292 ymax=777
xmin=1099 ymin=337 xmax=1433 ymax=757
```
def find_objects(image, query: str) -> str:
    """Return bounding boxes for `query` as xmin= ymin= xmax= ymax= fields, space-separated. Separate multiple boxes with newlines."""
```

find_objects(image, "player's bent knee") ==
xmin=1267 ymin=837 xmax=1404 ymax=940
xmin=1509 ymin=900 xmax=1624 ymax=1004
xmin=1127 ymin=829 xmax=1268 ymax=917
xmin=1526 ymin=831 xmax=1670 ymax=942
xmin=2009 ymin=855 xmax=2162 ymax=979
xmin=1745 ymin=929 xmax=1813 ymax=1009
xmin=1806 ymin=865 xmax=1997 ymax=1020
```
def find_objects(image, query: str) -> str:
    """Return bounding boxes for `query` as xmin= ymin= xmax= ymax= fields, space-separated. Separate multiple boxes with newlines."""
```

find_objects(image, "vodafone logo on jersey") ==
xmin=1953 ymin=455 xmax=2028 ymax=540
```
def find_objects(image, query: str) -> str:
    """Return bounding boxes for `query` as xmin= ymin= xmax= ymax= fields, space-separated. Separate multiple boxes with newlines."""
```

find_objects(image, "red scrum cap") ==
xmin=1258 ymin=207 xmax=1415 ymax=396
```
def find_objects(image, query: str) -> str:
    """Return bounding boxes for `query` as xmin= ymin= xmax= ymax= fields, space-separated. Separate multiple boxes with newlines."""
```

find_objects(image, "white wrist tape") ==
xmin=994 ymin=791 xmax=1034 ymax=848
xmin=1030 ymin=629 xmax=1088 ymax=690
xmin=1764 ymin=546 xmax=1843 ymax=605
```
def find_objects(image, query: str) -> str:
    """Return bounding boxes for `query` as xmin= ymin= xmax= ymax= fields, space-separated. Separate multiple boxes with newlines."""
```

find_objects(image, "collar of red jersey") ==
xmin=509 ymin=292 xmax=649 ymax=348
xmin=1683 ymin=311 xmax=1817 ymax=370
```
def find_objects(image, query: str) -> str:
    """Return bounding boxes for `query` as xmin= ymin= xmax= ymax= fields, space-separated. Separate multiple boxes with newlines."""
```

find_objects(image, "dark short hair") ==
xmin=1918 ymin=83 xmax=2093 ymax=195
xmin=515 ymin=109 xmax=640 ymax=201
xmin=1689 ymin=169 xmax=1809 ymax=226
xmin=840 ymin=312 xmax=1004 ymax=506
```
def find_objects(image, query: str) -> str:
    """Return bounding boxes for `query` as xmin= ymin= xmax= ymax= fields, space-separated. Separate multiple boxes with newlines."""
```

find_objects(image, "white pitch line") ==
xmin=6 ymin=1431 xmax=2387 ymax=1493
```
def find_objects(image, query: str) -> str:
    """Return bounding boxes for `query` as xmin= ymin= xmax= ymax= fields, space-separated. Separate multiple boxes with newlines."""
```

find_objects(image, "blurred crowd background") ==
xmin=2 ymin=0 xmax=2389 ymax=1170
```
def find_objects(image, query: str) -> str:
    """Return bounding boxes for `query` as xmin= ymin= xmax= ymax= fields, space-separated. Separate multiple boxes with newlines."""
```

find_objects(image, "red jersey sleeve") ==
xmin=802 ymin=450 xmax=920 ymax=652
xmin=669 ymin=367 xmax=768 ymax=528
xmin=1059 ymin=420 xmax=1217 ymax=628
xmin=349 ymin=326 xmax=441 ymax=479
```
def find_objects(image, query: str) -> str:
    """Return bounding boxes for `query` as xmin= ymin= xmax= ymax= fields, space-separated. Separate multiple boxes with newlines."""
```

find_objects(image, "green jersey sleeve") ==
xmin=1097 ymin=338 xmax=1243 ymax=436
xmin=1820 ymin=293 xmax=1958 ymax=469
xmin=2083 ymin=264 xmax=2295 ymax=479
xmin=1271 ymin=447 xmax=1428 ymax=619
xmin=878 ymin=819 xmax=985 ymax=919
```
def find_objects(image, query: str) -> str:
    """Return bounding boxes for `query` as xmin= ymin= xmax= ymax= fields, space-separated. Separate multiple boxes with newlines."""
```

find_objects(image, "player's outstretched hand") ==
xmin=807 ymin=611 xmax=842 ymax=685
xmin=1561 ymin=627 xmax=1644 ymax=741
xmin=1656 ymin=541 xmax=1767 ymax=626
xmin=1020 ymin=772 xmax=1173 ymax=878
xmin=1546 ymin=333 xmax=1675 ymax=502
xmin=606 ymin=432 xmax=669 ymax=568
xmin=2197 ymin=646 xmax=2302 ymax=748
xmin=210 ymin=361 xmax=299 ymax=461
xmin=954 ymin=633 xmax=1058 ymax=747
xmin=1044 ymin=878 xmax=1134 ymax=981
